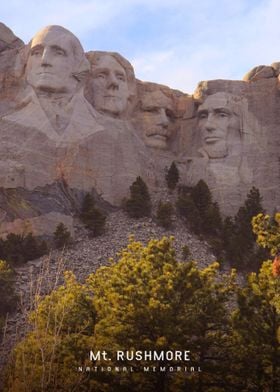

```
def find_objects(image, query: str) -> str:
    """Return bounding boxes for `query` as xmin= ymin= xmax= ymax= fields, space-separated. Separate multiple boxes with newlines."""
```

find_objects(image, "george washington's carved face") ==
xmin=197 ymin=93 xmax=240 ymax=158
xmin=26 ymin=27 xmax=81 ymax=94
xmin=91 ymin=55 xmax=129 ymax=116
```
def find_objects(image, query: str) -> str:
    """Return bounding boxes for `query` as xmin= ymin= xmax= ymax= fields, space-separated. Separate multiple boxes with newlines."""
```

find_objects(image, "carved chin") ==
xmin=204 ymin=146 xmax=228 ymax=159
xmin=145 ymin=134 xmax=168 ymax=149
xmin=94 ymin=96 xmax=127 ymax=116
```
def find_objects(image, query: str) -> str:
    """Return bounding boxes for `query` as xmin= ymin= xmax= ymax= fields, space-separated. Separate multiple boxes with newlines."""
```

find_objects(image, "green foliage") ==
xmin=191 ymin=179 xmax=212 ymax=215
xmin=0 ymin=260 xmax=17 ymax=335
xmin=6 ymin=237 xmax=237 ymax=392
xmin=176 ymin=181 xmax=222 ymax=237
xmin=230 ymin=261 xmax=280 ymax=391
xmin=156 ymin=201 xmax=174 ymax=228
xmin=88 ymin=237 xmax=236 ymax=391
xmin=5 ymin=271 xmax=96 ymax=392
xmin=124 ymin=176 xmax=151 ymax=218
xmin=176 ymin=189 xmax=202 ymax=233
xmin=165 ymin=161 xmax=180 ymax=190
xmin=223 ymin=187 xmax=266 ymax=270
xmin=53 ymin=223 xmax=72 ymax=249
xmin=252 ymin=212 xmax=280 ymax=256
xmin=6 ymin=229 xmax=280 ymax=391
xmin=80 ymin=193 xmax=106 ymax=237
xmin=0 ymin=233 xmax=48 ymax=265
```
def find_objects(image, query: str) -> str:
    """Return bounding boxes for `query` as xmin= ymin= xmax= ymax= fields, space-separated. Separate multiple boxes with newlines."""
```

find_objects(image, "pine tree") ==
xmin=191 ymin=179 xmax=212 ymax=214
xmin=156 ymin=201 xmax=173 ymax=228
xmin=6 ymin=237 xmax=236 ymax=391
xmin=176 ymin=191 xmax=202 ymax=233
xmin=177 ymin=193 xmax=202 ymax=233
xmin=53 ymin=223 xmax=72 ymax=249
xmin=124 ymin=176 xmax=151 ymax=218
xmin=225 ymin=187 xmax=265 ymax=270
xmin=80 ymin=193 xmax=106 ymax=236
xmin=165 ymin=161 xmax=180 ymax=190
xmin=230 ymin=261 xmax=280 ymax=391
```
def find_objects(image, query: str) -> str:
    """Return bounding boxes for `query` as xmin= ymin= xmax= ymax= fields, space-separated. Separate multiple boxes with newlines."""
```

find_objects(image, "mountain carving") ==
xmin=0 ymin=23 xmax=279 ymax=237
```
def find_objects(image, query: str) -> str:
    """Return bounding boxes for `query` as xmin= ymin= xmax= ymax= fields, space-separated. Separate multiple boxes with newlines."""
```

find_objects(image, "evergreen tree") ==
xmin=190 ymin=179 xmax=222 ymax=236
xmin=176 ymin=191 xmax=202 ymax=233
xmin=1 ymin=233 xmax=47 ymax=264
xmin=80 ymin=193 xmax=106 ymax=236
xmin=124 ymin=176 xmax=151 ymax=218
xmin=53 ymin=223 xmax=72 ymax=249
xmin=156 ymin=201 xmax=173 ymax=228
xmin=165 ymin=161 xmax=180 ymax=190
xmin=6 ymin=237 xmax=236 ymax=392
xmin=224 ymin=187 xmax=265 ymax=270
xmin=89 ymin=237 xmax=235 ymax=391
xmin=230 ymin=261 xmax=280 ymax=391
xmin=191 ymin=179 xmax=212 ymax=215
xmin=202 ymin=201 xmax=223 ymax=235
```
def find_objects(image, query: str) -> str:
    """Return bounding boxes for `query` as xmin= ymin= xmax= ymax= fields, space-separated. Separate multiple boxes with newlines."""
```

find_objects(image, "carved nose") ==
xmin=158 ymin=109 xmax=169 ymax=127
xmin=205 ymin=117 xmax=216 ymax=131
xmin=107 ymin=73 xmax=119 ymax=89
xmin=41 ymin=49 xmax=52 ymax=67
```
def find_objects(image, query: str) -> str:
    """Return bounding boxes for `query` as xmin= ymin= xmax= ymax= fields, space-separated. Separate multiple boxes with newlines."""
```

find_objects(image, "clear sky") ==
xmin=1 ymin=0 xmax=279 ymax=94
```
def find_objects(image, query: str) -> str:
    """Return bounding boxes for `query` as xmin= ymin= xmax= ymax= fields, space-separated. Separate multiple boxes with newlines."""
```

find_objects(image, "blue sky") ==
xmin=1 ymin=0 xmax=279 ymax=93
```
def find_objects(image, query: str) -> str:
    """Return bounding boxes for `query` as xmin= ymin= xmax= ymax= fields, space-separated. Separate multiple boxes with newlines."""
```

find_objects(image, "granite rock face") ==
xmin=0 ymin=22 xmax=279 ymax=237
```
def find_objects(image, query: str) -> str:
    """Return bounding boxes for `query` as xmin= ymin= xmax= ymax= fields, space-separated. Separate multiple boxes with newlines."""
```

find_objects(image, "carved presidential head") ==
xmin=197 ymin=92 xmax=242 ymax=159
xmin=86 ymin=51 xmax=136 ymax=118
xmin=136 ymin=83 xmax=177 ymax=150
xmin=25 ymin=25 xmax=89 ymax=94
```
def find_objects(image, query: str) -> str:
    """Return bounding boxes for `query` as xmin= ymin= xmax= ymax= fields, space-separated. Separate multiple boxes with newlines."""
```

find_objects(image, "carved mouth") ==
xmin=147 ymin=133 xmax=167 ymax=141
xmin=204 ymin=136 xmax=222 ymax=143
xmin=38 ymin=72 xmax=54 ymax=76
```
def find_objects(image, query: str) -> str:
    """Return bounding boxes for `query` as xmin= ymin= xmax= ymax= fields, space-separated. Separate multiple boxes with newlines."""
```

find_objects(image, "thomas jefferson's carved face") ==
xmin=26 ymin=27 xmax=78 ymax=94
xmin=197 ymin=94 xmax=240 ymax=158
xmin=140 ymin=91 xmax=175 ymax=149
xmin=91 ymin=55 xmax=129 ymax=116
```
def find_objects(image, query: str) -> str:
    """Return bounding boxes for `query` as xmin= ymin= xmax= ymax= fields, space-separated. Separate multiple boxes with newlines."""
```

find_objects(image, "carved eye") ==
xmin=96 ymin=73 xmax=106 ymax=80
xmin=198 ymin=112 xmax=208 ymax=119
xmin=55 ymin=49 xmax=66 ymax=56
xmin=31 ymin=49 xmax=42 ymax=56
xmin=144 ymin=107 xmax=158 ymax=114
xmin=218 ymin=112 xmax=229 ymax=118
xmin=116 ymin=73 xmax=126 ymax=81
xmin=166 ymin=109 xmax=175 ymax=119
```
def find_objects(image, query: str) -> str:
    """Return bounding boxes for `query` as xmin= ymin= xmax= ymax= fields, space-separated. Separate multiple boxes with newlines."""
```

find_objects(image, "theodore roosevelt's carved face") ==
xmin=140 ymin=90 xmax=175 ymax=149
xmin=197 ymin=93 xmax=240 ymax=159
xmin=91 ymin=55 xmax=130 ymax=116
xmin=26 ymin=26 xmax=80 ymax=94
